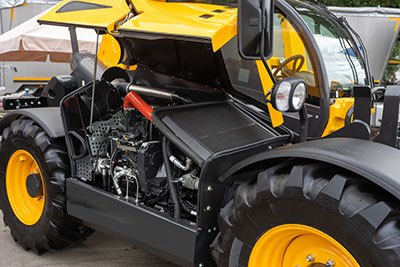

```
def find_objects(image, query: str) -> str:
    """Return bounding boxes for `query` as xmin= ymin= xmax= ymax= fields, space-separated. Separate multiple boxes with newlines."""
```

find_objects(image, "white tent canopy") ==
xmin=0 ymin=10 xmax=99 ymax=62
xmin=0 ymin=0 xmax=25 ymax=9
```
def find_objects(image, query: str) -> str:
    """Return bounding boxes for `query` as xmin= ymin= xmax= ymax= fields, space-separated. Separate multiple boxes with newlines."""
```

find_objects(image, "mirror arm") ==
xmin=259 ymin=1 xmax=276 ymax=85
xmin=261 ymin=56 xmax=276 ymax=84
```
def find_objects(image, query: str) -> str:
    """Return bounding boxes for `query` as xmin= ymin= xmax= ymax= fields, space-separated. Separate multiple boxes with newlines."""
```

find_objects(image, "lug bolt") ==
xmin=306 ymin=254 xmax=315 ymax=262
xmin=326 ymin=259 xmax=335 ymax=267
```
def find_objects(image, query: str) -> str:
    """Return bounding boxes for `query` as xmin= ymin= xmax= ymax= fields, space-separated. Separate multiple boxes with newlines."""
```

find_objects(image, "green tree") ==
xmin=320 ymin=0 xmax=400 ymax=83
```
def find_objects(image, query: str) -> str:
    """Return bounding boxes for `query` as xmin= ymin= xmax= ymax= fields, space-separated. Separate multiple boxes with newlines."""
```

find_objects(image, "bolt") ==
xmin=198 ymin=264 xmax=203 ymax=267
xmin=208 ymin=229 xmax=212 ymax=233
xmin=306 ymin=254 xmax=315 ymax=262
xmin=326 ymin=259 xmax=335 ymax=267
xmin=205 ymin=205 xmax=212 ymax=211
xmin=206 ymin=185 xmax=213 ymax=192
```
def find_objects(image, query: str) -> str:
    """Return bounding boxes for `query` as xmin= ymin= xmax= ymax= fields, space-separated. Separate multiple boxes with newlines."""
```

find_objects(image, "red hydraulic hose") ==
xmin=123 ymin=91 xmax=154 ymax=121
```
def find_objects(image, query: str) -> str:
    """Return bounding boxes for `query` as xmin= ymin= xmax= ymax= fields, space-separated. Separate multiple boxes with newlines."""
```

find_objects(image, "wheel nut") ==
xmin=326 ymin=259 xmax=335 ymax=267
xmin=306 ymin=254 xmax=315 ymax=262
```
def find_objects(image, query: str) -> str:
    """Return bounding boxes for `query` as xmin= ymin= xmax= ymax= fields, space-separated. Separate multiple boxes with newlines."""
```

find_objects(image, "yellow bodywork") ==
xmin=98 ymin=34 xmax=123 ymax=67
xmin=119 ymin=1 xmax=237 ymax=52
xmin=38 ymin=0 xmax=131 ymax=32
xmin=39 ymin=0 xmax=237 ymax=52
xmin=322 ymin=98 xmax=355 ymax=137
xmin=256 ymin=60 xmax=284 ymax=127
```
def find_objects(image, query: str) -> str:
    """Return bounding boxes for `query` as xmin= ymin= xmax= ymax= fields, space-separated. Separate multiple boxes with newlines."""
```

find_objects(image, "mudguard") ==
xmin=0 ymin=108 xmax=64 ymax=138
xmin=221 ymin=138 xmax=400 ymax=199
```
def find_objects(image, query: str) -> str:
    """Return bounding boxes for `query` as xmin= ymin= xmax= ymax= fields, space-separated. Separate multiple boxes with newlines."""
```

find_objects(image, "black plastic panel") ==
xmin=119 ymin=37 xmax=220 ymax=88
xmin=56 ymin=1 xmax=111 ymax=13
xmin=66 ymin=178 xmax=197 ymax=266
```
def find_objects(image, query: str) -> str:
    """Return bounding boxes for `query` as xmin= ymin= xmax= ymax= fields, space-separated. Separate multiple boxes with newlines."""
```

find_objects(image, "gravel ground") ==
xmin=0 ymin=212 xmax=178 ymax=267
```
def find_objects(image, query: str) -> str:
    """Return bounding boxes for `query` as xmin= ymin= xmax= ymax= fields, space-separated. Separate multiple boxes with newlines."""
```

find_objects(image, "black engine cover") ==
xmin=42 ymin=75 xmax=79 ymax=107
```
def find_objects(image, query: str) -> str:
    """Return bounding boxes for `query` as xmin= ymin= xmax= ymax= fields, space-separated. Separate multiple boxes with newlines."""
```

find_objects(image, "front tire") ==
xmin=0 ymin=119 xmax=93 ymax=254
xmin=212 ymin=160 xmax=400 ymax=267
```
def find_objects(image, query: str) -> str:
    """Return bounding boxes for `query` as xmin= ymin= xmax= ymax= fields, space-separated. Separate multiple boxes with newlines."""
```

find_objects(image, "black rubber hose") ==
xmin=178 ymin=193 xmax=197 ymax=216
xmin=162 ymin=137 xmax=181 ymax=219
xmin=345 ymin=105 xmax=354 ymax=125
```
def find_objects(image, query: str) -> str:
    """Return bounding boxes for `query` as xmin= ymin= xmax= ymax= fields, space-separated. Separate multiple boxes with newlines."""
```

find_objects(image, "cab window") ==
xmin=221 ymin=12 xmax=319 ymax=106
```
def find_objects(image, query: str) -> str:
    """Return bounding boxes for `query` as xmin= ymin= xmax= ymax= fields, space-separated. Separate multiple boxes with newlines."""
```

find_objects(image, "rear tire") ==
xmin=0 ymin=119 xmax=93 ymax=254
xmin=212 ymin=160 xmax=400 ymax=267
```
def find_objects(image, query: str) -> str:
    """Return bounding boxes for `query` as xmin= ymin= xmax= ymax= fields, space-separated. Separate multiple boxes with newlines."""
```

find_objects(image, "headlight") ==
xmin=271 ymin=78 xmax=307 ymax=112
xmin=290 ymin=82 xmax=306 ymax=111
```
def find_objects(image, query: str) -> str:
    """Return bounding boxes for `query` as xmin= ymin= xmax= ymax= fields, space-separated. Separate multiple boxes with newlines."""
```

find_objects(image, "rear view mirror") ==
xmin=238 ymin=0 xmax=274 ymax=60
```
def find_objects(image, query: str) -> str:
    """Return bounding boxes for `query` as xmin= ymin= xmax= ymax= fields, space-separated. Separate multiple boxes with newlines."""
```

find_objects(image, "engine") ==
xmin=85 ymin=94 xmax=199 ymax=218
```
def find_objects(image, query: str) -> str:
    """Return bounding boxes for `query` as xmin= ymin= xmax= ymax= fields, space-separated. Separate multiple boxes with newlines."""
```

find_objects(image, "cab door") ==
xmin=269 ymin=11 xmax=325 ymax=137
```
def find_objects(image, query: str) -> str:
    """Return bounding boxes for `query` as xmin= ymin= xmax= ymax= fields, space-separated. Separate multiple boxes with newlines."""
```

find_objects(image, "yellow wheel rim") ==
xmin=6 ymin=150 xmax=45 ymax=226
xmin=249 ymin=224 xmax=360 ymax=267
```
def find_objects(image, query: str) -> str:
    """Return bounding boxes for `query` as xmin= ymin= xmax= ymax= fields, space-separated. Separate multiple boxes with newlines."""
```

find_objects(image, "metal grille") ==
xmin=88 ymin=112 xmax=124 ymax=156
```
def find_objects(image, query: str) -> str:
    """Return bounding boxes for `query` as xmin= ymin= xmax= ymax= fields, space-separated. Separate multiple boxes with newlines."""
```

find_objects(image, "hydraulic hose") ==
xmin=162 ymin=137 xmax=181 ymax=219
xmin=123 ymin=91 xmax=154 ymax=121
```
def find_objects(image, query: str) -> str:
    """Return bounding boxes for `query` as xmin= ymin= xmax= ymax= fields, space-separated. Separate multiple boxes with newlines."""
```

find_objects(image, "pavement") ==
xmin=0 ymin=212 xmax=178 ymax=267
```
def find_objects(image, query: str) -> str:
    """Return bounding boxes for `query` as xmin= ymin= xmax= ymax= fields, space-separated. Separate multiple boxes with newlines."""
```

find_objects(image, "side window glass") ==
xmin=221 ymin=12 xmax=320 ymax=106
xmin=271 ymin=13 xmax=319 ymax=105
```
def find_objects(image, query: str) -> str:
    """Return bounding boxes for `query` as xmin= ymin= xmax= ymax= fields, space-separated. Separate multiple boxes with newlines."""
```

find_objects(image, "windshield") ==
xmin=288 ymin=0 xmax=368 ymax=91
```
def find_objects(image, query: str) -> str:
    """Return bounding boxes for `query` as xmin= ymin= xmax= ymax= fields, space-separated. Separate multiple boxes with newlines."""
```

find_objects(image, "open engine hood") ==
xmin=38 ymin=0 xmax=131 ymax=32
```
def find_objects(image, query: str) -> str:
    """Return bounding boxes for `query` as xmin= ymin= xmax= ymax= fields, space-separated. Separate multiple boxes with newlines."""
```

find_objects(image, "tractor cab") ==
xmin=217 ymin=0 xmax=371 ymax=137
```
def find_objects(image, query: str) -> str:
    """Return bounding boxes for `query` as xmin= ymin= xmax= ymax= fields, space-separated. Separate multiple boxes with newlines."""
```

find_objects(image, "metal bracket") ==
xmin=353 ymin=85 xmax=371 ymax=125
xmin=326 ymin=120 xmax=370 ymax=140
xmin=376 ymin=85 xmax=400 ymax=148
xmin=69 ymin=27 xmax=79 ymax=55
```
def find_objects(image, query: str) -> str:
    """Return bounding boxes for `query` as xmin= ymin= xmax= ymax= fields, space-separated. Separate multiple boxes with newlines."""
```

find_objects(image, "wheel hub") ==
xmin=248 ymin=224 xmax=360 ymax=267
xmin=6 ymin=150 xmax=45 ymax=226
xmin=26 ymin=173 xmax=43 ymax=198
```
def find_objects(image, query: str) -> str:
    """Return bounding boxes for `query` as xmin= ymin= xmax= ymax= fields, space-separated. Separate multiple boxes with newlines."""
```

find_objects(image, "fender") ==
xmin=221 ymin=137 xmax=400 ymax=200
xmin=0 ymin=108 xmax=64 ymax=138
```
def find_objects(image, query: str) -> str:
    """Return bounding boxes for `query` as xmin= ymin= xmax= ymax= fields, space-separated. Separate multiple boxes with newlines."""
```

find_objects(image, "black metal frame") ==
xmin=66 ymin=178 xmax=197 ymax=267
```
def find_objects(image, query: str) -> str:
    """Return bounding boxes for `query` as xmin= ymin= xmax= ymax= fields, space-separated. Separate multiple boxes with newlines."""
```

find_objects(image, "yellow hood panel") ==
xmin=38 ymin=0 xmax=130 ymax=32
xmin=39 ymin=0 xmax=237 ymax=51
xmin=119 ymin=1 xmax=237 ymax=52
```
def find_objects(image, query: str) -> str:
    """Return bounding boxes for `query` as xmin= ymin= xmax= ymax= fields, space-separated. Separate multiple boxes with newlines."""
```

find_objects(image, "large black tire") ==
xmin=0 ymin=119 xmax=93 ymax=254
xmin=212 ymin=160 xmax=400 ymax=267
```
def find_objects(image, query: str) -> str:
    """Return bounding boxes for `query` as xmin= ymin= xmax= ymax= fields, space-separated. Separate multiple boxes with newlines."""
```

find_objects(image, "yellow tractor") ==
xmin=1 ymin=0 xmax=400 ymax=266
